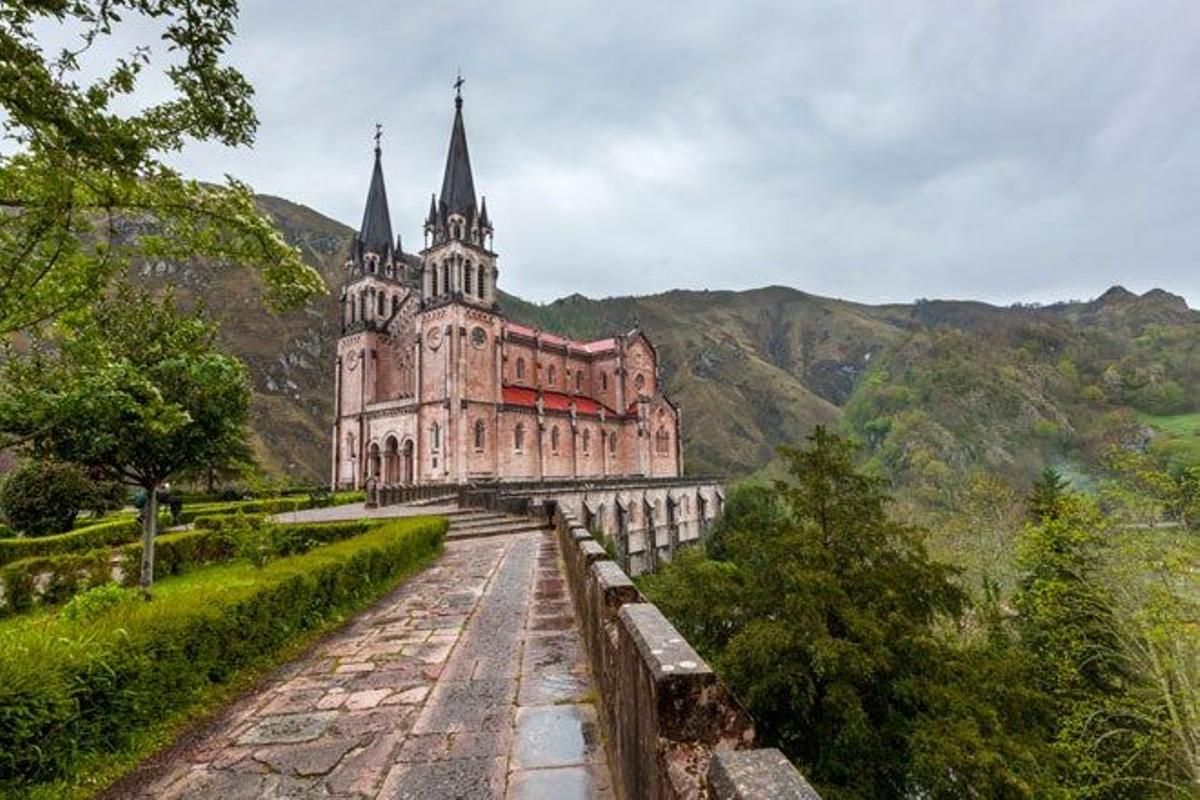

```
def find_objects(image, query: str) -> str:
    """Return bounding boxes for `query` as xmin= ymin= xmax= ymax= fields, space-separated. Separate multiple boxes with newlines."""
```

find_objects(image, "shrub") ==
xmin=0 ymin=461 xmax=97 ymax=537
xmin=0 ymin=515 xmax=447 ymax=788
xmin=61 ymin=584 xmax=138 ymax=624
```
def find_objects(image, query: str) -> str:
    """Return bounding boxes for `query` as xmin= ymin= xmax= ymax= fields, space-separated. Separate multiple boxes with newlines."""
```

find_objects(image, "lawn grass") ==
xmin=1139 ymin=411 xmax=1200 ymax=470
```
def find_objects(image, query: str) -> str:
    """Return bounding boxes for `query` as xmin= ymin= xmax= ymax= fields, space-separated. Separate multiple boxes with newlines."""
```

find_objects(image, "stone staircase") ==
xmin=443 ymin=508 xmax=551 ymax=541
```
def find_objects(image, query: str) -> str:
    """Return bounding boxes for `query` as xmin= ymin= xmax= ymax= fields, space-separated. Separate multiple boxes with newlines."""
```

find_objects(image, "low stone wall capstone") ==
xmin=551 ymin=506 xmax=821 ymax=799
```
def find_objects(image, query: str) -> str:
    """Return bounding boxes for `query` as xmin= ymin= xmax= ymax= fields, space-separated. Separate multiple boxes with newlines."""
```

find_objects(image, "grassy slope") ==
xmin=1140 ymin=411 xmax=1200 ymax=470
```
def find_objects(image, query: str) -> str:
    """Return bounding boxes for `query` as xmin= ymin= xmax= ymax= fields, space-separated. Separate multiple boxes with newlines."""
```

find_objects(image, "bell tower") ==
xmin=421 ymin=81 xmax=497 ymax=309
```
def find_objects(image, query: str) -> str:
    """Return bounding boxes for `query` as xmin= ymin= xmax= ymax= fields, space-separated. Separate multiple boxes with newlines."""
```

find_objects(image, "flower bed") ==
xmin=0 ymin=515 xmax=446 ymax=790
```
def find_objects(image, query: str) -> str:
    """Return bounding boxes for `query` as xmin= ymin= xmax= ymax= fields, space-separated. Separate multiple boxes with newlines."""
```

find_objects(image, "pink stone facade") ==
xmin=331 ymin=95 xmax=681 ymax=488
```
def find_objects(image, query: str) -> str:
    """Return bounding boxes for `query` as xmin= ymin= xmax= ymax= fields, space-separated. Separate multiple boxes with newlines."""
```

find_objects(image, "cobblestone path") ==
xmin=112 ymin=530 xmax=612 ymax=799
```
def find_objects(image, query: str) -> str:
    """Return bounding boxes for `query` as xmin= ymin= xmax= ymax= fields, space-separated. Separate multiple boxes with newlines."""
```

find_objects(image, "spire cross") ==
xmin=373 ymin=122 xmax=382 ymax=153
xmin=454 ymin=71 xmax=464 ymax=98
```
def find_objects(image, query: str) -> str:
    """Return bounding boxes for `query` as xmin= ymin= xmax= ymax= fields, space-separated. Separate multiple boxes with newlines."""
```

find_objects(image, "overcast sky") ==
xmin=121 ymin=2 xmax=1200 ymax=307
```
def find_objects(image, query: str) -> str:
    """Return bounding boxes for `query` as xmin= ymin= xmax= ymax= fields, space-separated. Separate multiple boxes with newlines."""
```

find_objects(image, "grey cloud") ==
xmin=160 ymin=0 xmax=1198 ymax=307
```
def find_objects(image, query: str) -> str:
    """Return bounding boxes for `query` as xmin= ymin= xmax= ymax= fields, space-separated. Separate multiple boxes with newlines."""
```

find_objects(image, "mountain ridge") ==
xmin=131 ymin=193 xmax=1198 ymax=491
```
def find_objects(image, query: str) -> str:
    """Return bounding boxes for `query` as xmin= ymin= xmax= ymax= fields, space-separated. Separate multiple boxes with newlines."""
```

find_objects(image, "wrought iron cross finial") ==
xmin=373 ymin=122 xmax=382 ymax=153
xmin=454 ymin=70 xmax=464 ymax=98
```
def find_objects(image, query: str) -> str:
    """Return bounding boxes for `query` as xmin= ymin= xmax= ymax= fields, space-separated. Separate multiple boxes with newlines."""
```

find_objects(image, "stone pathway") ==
xmin=111 ymin=530 xmax=612 ymax=799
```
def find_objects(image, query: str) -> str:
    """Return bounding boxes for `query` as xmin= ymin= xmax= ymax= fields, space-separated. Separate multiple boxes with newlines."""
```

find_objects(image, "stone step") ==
xmin=404 ymin=495 xmax=459 ymax=507
xmin=446 ymin=521 xmax=551 ymax=541
xmin=448 ymin=514 xmax=526 ymax=530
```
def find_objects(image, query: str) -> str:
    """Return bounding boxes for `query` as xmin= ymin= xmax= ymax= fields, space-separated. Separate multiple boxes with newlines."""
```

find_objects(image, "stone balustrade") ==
xmin=550 ymin=506 xmax=821 ymax=799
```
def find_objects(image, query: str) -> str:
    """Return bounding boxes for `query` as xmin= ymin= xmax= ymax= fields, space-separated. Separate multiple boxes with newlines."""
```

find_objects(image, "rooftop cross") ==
xmin=373 ymin=122 xmax=382 ymax=154
xmin=454 ymin=71 xmax=464 ymax=99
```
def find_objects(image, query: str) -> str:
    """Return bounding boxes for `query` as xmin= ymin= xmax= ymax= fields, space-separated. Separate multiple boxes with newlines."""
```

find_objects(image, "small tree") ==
xmin=1028 ymin=467 xmax=1069 ymax=522
xmin=0 ymin=459 xmax=95 ymax=536
xmin=0 ymin=286 xmax=251 ymax=595
xmin=1013 ymin=489 xmax=1173 ymax=794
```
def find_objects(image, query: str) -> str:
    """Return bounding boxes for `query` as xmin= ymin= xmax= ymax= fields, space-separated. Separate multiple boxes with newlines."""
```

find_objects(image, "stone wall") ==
xmin=462 ymin=477 xmax=724 ymax=575
xmin=549 ymin=506 xmax=821 ymax=799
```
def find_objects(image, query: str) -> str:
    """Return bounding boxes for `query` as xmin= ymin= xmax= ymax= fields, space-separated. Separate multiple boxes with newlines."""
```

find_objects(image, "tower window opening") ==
xmin=515 ymin=423 xmax=525 ymax=452
xmin=551 ymin=425 xmax=560 ymax=454
xmin=465 ymin=262 xmax=473 ymax=295
xmin=474 ymin=419 xmax=485 ymax=450
xmin=516 ymin=357 xmax=526 ymax=380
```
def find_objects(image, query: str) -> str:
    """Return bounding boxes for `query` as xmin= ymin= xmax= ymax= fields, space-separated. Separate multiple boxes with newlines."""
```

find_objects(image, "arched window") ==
xmin=575 ymin=372 xmax=583 ymax=392
xmin=548 ymin=365 xmax=556 ymax=385
xmin=656 ymin=426 xmax=670 ymax=454
xmin=440 ymin=263 xmax=449 ymax=295
xmin=609 ymin=431 xmax=617 ymax=455
xmin=582 ymin=429 xmax=590 ymax=454
xmin=516 ymin=357 xmax=526 ymax=380
xmin=474 ymin=419 xmax=485 ymax=450
xmin=551 ymin=425 xmax=560 ymax=453
xmin=514 ymin=423 xmax=525 ymax=452
xmin=359 ymin=293 xmax=367 ymax=321
xmin=635 ymin=373 xmax=646 ymax=392
xmin=602 ymin=373 xmax=608 ymax=391
xmin=464 ymin=262 xmax=473 ymax=295
xmin=378 ymin=293 xmax=386 ymax=317
xmin=430 ymin=422 xmax=441 ymax=451
xmin=431 ymin=267 xmax=439 ymax=296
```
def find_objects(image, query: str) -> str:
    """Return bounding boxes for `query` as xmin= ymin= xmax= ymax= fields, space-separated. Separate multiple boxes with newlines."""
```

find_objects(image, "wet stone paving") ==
xmin=117 ymin=530 xmax=612 ymax=799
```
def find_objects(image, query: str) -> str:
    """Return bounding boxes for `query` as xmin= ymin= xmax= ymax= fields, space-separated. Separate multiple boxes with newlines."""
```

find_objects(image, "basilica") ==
xmin=332 ymin=89 xmax=682 ymax=487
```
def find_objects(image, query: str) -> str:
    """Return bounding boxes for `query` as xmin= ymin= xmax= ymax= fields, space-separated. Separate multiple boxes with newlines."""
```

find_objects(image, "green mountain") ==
xmin=135 ymin=195 xmax=1199 ymax=496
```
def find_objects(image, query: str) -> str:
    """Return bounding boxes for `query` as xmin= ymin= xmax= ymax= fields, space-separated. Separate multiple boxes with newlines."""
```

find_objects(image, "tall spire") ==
xmin=358 ymin=123 xmax=394 ymax=262
xmin=438 ymin=81 xmax=477 ymax=218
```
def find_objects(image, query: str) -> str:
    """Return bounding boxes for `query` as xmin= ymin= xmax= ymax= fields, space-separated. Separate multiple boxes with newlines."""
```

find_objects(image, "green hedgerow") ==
xmin=0 ymin=515 xmax=447 ymax=789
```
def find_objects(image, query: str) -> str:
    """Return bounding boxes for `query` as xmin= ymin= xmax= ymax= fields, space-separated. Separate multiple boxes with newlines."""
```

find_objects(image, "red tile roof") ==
xmin=501 ymin=385 xmax=616 ymax=417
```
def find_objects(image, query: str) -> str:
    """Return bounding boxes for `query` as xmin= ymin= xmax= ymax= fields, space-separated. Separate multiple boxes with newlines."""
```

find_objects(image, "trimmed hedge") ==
xmin=0 ymin=491 xmax=367 ymax=567
xmin=171 ymin=490 xmax=366 ymax=524
xmin=0 ymin=515 xmax=446 ymax=787
xmin=192 ymin=511 xmax=267 ymax=530
xmin=0 ymin=519 xmax=145 ymax=568
xmin=0 ymin=519 xmax=379 ymax=617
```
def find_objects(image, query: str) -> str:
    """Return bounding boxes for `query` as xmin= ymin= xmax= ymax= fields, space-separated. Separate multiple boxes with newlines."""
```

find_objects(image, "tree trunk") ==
xmin=140 ymin=484 xmax=158 ymax=598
